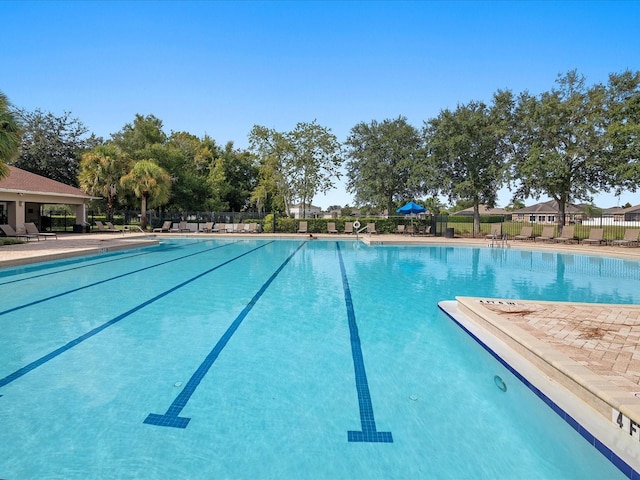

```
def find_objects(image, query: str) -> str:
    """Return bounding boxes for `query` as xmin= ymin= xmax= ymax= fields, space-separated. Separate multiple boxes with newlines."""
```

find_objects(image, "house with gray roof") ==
xmin=510 ymin=200 xmax=588 ymax=224
xmin=0 ymin=166 xmax=94 ymax=232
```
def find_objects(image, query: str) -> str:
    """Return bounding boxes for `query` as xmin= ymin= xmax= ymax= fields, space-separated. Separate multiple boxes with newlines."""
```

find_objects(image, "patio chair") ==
xmin=169 ymin=221 xmax=190 ymax=233
xmin=0 ymin=224 xmax=39 ymax=241
xmin=485 ymin=223 xmax=501 ymax=240
xmin=106 ymin=222 xmax=120 ymax=232
xmin=396 ymin=224 xmax=405 ymax=234
xmin=327 ymin=222 xmax=338 ymax=234
xmin=153 ymin=220 xmax=172 ymax=232
xmin=367 ymin=223 xmax=377 ymax=234
xmin=611 ymin=229 xmax=640 ymax=248
xmin=406 ymin=225 xmax=415 ymax=235
xmin=200 ymin=222 xmax=214 ymax=233
xmin=536 ymin=226 xmax=556 ymax=242
xmin=298 ymin=221 xmax=308 ymax=234
xmin=344 ymin=222 xmax=354 ymax=234
xmin=513 ymin=225 xmax=534 ymax=241
xmin=24 ymin=222 xmax=58 ymax=240
xmin=582 ymin=228 xmax=605 ymax=245
xmin=95 ymin=221 xmax=118 ymax=233
xmin=553 ymin=225 xmax=575 ymax=243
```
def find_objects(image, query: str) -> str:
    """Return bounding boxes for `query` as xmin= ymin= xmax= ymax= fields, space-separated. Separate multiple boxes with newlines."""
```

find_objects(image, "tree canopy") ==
xmin=423 ymin=93 xmax=511 ymax=235
xmin=0 ymin=91 xmax=22 ymax=179
xmin=345 ymin=116 xmax=423 ymax=213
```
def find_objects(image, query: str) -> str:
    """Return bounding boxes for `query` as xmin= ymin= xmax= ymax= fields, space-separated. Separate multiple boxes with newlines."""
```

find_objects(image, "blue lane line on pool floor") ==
xmin=0 ymin=242 xmax=273 ymax=390
xmin=0 ymin=242 xmax=180 ymax=286
xmin=0 ymin=241 xmax=242 ymax=317
xmin=144 ymin=242 xmax=306 ymax=429
xmin=336 ymin=242 xmax=393 ymax=443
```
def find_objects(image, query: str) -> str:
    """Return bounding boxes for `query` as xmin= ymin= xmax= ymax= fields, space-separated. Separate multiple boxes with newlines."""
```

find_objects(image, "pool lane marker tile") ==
xmin=336 ymin=243 xmax=393 ymax=443
xmin=0 ymin=242 xmax=271 ymax=391
xmin=144 ymin=242 xmax=306 ymax=429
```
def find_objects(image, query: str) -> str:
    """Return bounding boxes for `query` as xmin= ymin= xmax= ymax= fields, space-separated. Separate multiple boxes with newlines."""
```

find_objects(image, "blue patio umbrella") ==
xmin=396 ymin=202 xmax=428 ymax=228
xmin=396 ymin=201 xmax=427 ymax=215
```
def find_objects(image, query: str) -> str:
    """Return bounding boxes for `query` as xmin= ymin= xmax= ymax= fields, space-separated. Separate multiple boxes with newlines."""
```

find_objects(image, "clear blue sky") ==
xmin=2 ymin=0 xmax=639 ymax=209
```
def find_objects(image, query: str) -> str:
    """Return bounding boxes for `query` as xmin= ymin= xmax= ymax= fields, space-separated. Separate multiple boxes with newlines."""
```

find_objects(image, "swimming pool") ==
xmin=1 ymin=238 xmax=638 ymax=478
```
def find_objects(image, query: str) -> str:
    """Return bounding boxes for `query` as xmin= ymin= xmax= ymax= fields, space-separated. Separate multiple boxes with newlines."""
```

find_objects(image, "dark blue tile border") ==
xmin=336 ymin=243 xmax=393 ymax=443
xmin=144 ymin=242 xmax=306 ymax=428
xmin=0 ymin=242 xmax=272 ymax=391
xmin=438 ymin=303 xmax=638 ymax=479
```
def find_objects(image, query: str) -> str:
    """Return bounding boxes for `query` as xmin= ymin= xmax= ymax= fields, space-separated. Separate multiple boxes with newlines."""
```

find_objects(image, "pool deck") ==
xmin=2 ymin=231 xmax=640 ymax=470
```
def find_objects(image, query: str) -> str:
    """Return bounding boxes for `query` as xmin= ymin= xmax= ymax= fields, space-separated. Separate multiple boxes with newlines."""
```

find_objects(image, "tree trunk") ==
xmin=141 ymin=193 xmax=148 ymax=229
xmin=473 ymin=200 xmax=481 ymax=237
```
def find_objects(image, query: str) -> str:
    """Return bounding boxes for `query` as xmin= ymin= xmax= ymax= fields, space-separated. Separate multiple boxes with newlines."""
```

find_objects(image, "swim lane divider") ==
xmin=0 ymin=241 xmax=272 ymax=390
xmin=336 ymin=243 xmax=393 ymax=443
xmin=0 ymin=241 xmax=242 ymax=317
xmin=144 ymin=241 xmax=306 ymax=429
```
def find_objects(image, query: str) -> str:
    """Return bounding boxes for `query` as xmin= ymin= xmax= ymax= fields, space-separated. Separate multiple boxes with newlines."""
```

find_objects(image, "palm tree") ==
xmin=79 ymin=145 xmax=129 ymax=221
xmin=0 ymin=91 xmax=22 ymax=179
xmin=120 ymin=159 xmax=171 ymax=229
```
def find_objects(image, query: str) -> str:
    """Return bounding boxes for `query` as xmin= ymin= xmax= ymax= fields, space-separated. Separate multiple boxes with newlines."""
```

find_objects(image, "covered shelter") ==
xmin=0 ymin=166 xmax=94 ymax=231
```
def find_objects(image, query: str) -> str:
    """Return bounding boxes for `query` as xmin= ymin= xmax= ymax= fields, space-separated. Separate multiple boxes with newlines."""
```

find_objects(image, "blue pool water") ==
xmin=1 ymin=239 xmax=638 ymax=479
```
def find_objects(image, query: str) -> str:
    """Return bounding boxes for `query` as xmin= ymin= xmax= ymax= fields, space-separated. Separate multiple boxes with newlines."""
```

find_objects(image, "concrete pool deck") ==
xmin=2 ymin=231 xmax=640 ymax=471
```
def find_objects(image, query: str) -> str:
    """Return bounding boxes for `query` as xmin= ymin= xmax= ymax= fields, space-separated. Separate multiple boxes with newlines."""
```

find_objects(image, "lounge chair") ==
xmin=582 ymin=228 xmax=605 ymax=245
xmin=344 ymin=222 xmax=354 ymax=234
xmin=24 ymin=222 xmax=57 ymax=240
xmin=406 ymin=225 xmax=415 ymax=235
xmin=327 ymin=222 xmax=338 ymax=234
xmin=513 ymin=226 xmax=534 ymax=241
xmin=536 ymin=226 xmax=556 ymax=242
xmin=612 ymin=229 xmax=640 ymax=248
xmin=485 ymin=223 xmax=501 ymax=240
xmin=199 ymin=222 xmax=214 ymax=233
xmin=298 ymin=221 xmax=308 ymax=234
xmin=0 ymin=224 xmax=39 ymax=241
xmin=169 ymin=221 xmax=190 ymax=233
xmin=417 ymin=225 xmax=432 ymax=236
xmin=554 ymin=225 xmax=575 ymax=243
xmin=153 ymin=220 xmax=172 ymax=232
xmin=95 ymin=221 xmax=118 ymax=233
xmin=367 ymin=223 xmax=377 ymax=234
xmin=396 ymin=224 xmax=405 ymax=234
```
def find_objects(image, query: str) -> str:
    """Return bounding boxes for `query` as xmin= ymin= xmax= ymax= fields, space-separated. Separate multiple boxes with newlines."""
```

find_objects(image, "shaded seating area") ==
xmin=582 ymin=228 xmax=605 ymax=245
xmin=536 ymin=226 xmax=556 ymax=242
xmin=24 ymin=222 xmax=57 ymax=240
xmin=513 ymin=226 xmax=534 ymax=241
xmin=612 ymin=229 xmax=640 ymax=247
xmin=554 ymin=225 xmax=575 ymax=243
xmin=0 ymin=224 xmax=39 ymax=241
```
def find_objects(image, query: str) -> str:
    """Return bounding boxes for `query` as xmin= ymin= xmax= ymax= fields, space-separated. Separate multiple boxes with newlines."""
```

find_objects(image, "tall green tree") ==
xmin=0 ymin=91 xmax=22 ymax=179
xmin=509 ymin=70 xmax=634 ymax=229
xmin=345 ymin=116 xmax=423 ymax=214
xmin=424 ymin=93 xmax=511 ymax=236
xmin=120 ymin=160 xmax=171 ymax=229
xmin=79 ymin=145 xmax=130 ymax=221
xmin=249 ymin=126 xmax=292 ymax=214
xmin=13 ymin=109 xmax=99 ymax=186
xmin=111 ymin=114 xmax=167 ymax=159
xmin=601 ymin=70 xmax=640 ymax=196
